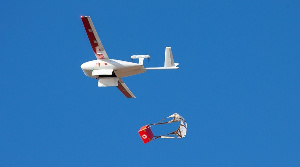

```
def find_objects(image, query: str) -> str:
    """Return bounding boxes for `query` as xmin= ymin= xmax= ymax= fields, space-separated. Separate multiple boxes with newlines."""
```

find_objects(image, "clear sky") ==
xmin=1 ymin=0 xmax=300 ymax=166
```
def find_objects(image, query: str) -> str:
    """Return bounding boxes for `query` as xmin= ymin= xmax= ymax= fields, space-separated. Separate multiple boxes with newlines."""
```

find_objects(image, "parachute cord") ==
xmin=152 ymin=131 xmax=179 ymax=140
xmin=152 ymin=125 xmax=186 ymax=139
xmin=152 ymin=136 xmax=161 ymax=140
xmin=149 ymin=117 xmax=178 ymax=126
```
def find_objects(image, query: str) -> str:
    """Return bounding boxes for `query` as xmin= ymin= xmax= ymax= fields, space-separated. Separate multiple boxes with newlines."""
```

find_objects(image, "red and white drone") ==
xmin=80 ymin=16 xmax=179 ymax=98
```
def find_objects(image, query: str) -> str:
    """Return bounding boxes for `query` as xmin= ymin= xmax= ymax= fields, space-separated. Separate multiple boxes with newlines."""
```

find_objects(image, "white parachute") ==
xmin=151 ymin=113 xmax=187 ymax=139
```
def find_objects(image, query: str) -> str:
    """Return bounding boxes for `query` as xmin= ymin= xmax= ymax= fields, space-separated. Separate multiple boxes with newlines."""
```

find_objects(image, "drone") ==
xmin=80 ymin=16 xmax=179 ymax=98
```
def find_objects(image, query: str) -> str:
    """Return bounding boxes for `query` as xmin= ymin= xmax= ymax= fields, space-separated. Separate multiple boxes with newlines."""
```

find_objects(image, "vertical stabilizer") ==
xmin=164 ymin=47 xmax=175 ymax=67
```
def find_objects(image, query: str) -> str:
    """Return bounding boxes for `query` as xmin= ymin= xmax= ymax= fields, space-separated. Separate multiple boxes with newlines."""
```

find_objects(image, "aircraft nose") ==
xmin=81 ymin=62 xmax=92 ymax=70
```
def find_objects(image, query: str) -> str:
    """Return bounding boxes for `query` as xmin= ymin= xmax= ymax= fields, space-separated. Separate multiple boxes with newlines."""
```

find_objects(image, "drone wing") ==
xmin=117 ymin=78 xmax=135 ymax=98
xmin=81 ymin=16 xmax=109 ymax=59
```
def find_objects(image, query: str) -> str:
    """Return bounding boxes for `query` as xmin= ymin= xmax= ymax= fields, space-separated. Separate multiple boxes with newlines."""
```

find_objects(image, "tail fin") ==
xmin=164 ymin=47 xmax=179 ymax=68
xmin=145 ymin=47 xmax=179 ymax=70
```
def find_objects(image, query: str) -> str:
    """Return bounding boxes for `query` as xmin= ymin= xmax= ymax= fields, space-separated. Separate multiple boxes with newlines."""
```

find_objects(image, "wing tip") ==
xmin=80 ymin=15 xmax=90 ymax=18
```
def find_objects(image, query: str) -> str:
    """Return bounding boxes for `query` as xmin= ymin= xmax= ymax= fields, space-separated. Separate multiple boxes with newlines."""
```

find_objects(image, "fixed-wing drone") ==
xmin=80 ymin=16 xmax=179 ymax=98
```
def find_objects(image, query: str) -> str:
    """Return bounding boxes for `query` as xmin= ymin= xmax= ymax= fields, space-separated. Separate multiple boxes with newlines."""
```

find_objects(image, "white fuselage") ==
xmin=81 ymin=59 xmax=145 ymax=78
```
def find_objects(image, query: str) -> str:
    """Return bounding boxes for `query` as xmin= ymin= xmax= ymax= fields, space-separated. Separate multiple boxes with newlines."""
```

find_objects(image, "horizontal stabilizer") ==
xmin=131 ymin=55 xmax=150 ymax=65
xmin=131 ymin=55 xmax=150 ymax=59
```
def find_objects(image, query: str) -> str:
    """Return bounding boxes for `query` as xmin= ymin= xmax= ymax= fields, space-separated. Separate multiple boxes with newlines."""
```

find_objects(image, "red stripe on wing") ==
xmin=81 ymin=16 xmax=99 ymax=55
xmin=117 ymin=81 xmax=134 ymax=98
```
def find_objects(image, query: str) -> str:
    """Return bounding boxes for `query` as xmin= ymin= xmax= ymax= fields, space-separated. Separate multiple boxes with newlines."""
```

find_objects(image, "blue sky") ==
xmin=1 ymin=0 xmax=300 ymax=166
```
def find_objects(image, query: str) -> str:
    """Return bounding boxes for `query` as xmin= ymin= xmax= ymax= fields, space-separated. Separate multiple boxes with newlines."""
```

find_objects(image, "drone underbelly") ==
xmin=82 ymin=69 xmax=96 ymax=78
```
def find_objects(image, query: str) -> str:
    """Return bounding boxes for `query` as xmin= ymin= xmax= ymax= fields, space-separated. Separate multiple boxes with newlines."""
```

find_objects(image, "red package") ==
xmin=138 ymin=125 xmax=154 ymax=144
